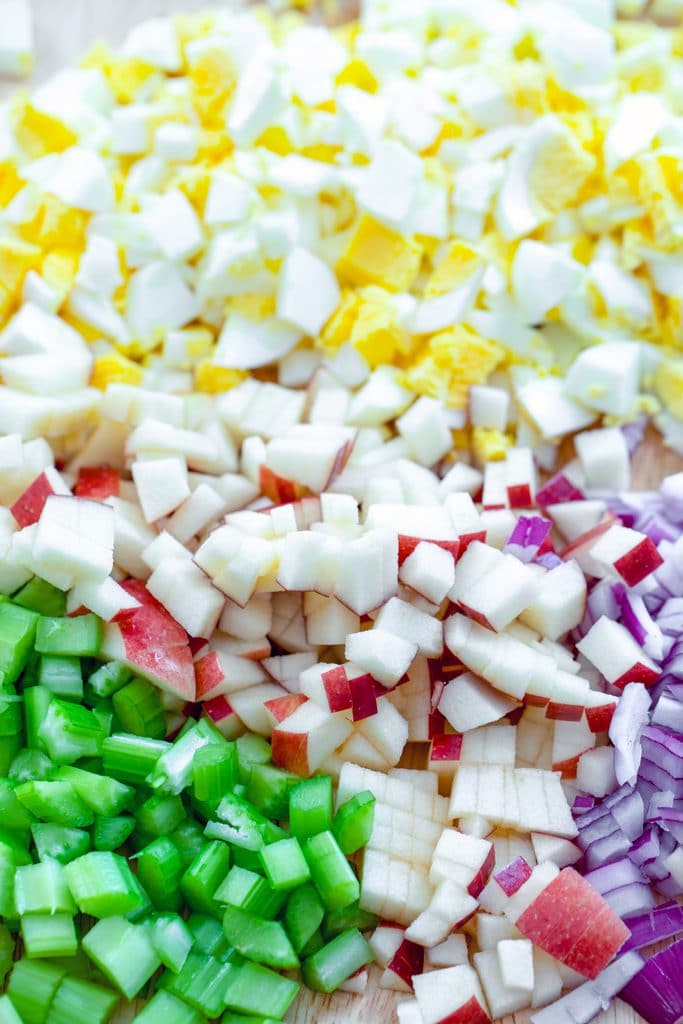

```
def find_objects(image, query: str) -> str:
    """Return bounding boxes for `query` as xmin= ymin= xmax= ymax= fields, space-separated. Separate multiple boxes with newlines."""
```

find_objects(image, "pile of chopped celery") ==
xmin=0 ymin=578 xmax=376 ymax=1023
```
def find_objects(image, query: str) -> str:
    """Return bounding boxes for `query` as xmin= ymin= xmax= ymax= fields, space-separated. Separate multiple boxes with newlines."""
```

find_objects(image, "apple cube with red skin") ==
xmin=429 ymin=734 xmax=464 ymax=780
xmin=259 ymin=464 xmax=306 ymax=504
xmin=75 ymin=466 xmax=120 ymax=501
xmin=577 ymin=616 xmax=660 ymax=689
xmin=514 ymin=867 xmax=630 ymax=979
xmin=430 ymin=829 xmax=495 ymax=898
xmin=195 ymin=650 xmax=266 ymax=700
xmin=320 ymin=665 xmax=353 ymax=713
xmin=381 ymin=938 xmax=425 ymax=992
xmin=413 ymin=965 xmax=491 ymax=1024
xmin=494 ymin=857 xmax=533 ymax=897
xmin=264 ymin=693 xmax=308 ymax=726
xmin=11 ymin=468 xmax=70 ymax=527
xmin=203 ymin=695 xmax=244 ymax=739
xmin=583 ymin=691 xmax=618 ymax=733
xmin=271 ymin=698 xmax=352 ymax=777
xmin=398 ymin=535 xmax=460 ymax=566
xmin=101 ymin=580 xmax=196 ymax=701
xmin=589 ymin=524 xmax=664 ymax=586
xmin=536 ymin=471 xmax=584 ymax=507
xmin=348 ymin=670 xmax=379 ymax=721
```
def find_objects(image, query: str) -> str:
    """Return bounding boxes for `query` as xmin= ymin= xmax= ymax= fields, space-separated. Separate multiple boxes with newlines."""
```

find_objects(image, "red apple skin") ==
xmin=536 ymin=473 xmax=584 ymax=507
xmin=457 ymin=530 xmax=487 ymax=555
xmin=585 ymin=701 xmax=617 ymax=733
xmin=271 ymin=729 xmax=311 ymax=776
xmin=349 ymin=673 xmax=378 ymax=721
xmin=264 ymin=693 xmax=308 ymax=725
xmin=560 ymin=516 xmax=615 ymax=560
xmin=545 ymin=700 xmax=584 ymax=722
xmin=429 ymin=734 xmax=463 ymax=763
xmin=494 ymin=856 xmax=532 ymax=897
xmin=552 ymin=754 xmax=584 ymax=779
xmin=507 ymin=483 xmax=534 ymax=509
xmin=613 ymin=538 xmax=663 ymax=587
xmin=398 ymin=535 xmax=460 ymax=566
xmin=612 ymin=663 xmax=660 ymax=690
xmin=11 ymin=472 xmax=58 ymax=527
xmin=439 ymin=996 xmax=491 ymax=1024
xmin=324 ymin=438 xmax=355 ymax=490
xmin=456 ymin=603 xmax=494 ymax=631
xmin=259 ymin=465 xmax=303 ymax=504
xmin=75 ymin=466 xmax=120 ymax=501
xmin=322 ymin=666 xmax=353 ymax=713
xmin=203 ymin=695 xmax=243 ymax=738
xmin=386 ymin=939 xmax=424 ymax=990
xmin=106 ymin=580 xmax=196 ymax=702
xmin=195 ymin=652 xmax=223 ymax=701
xmin=428 ymin=657 xmax=464 ymax=685
xmin=468 ymin=845 xmax=495 ymax=899
xmin=524 ymin=693 xmax=550 ymax=708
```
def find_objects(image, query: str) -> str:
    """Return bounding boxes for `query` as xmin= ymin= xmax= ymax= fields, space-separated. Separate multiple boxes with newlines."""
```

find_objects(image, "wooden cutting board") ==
xmin=3 ymin=3 xmax=683 ymax=1021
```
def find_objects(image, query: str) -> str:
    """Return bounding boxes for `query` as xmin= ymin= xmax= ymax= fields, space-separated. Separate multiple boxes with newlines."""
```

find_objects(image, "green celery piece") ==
xmin=161 ymin=952 xmax=238 ymax=1018
xmin=213 ymin=866 xmax=286 ymax=921
xmin=54 ymin=766 xmax=133 ymax=817
xmin=0 ymin=827 xmax=31 ymax=864
xmin=323 ymin=901 xmax=378 ymax=938
xmin=136 ymin=793 xmax=185 ymax=836
xmin=91 ymin=815 xmax=135 ymax=852
xmin=21 ymin=914 xmax=78 ymax=959
xmin=15 ymin=861 xmax=75 ymax=915
xmin=180 ymin=841 xmax=231 ymax=917
xmin=14 ymin=578 xmax=67 ymax=617
xmin=8 ymin=960 xmax=66 ymax=1024
xmin=302 ymin=831 xmax=360 ymax=911
xmin=82 ymin=916 xmax=161 ymax=999
xmin=332 ymin=790 xmax=376 ymax=854
xmin=38 ymin=699 xmax=107 ymax=765
xmin=0 ymin=735 xmax=21 ymax=778
xmin=223 ymin=962 xmax=298 ymax=1020
xmin=112 ymin=677 xmax=166 ymax=739
xmin=87 ymin=661 xmax=132 ymax=699
xmin=9 ymin=749 xmax=53 ymax=783
xmin=133 ymin=991 xmax=203 ymax=1024
xmin=16 ymin=781 xmax=94 ymax=828
xmin=136 ymin=837 xmax=183 ymax=912
xmin=0 ymin=924 xmax=14 ymax=986
xmin=170 ymin=820 xmax=206 ymax=868
xmin=259 ymin=837 xmax=310 ymax=891
xmin=284 ymin=884 xmax=325 ymax=955
xmin=102 ymin=734 xmax=170 ymax=785
xmin=0 ymin=995 xmax=23 ymax=1024
xmin=0 ymin=604 xmax=39 ymax=684
xmin=64 ymin=851 xmax=143 ymax=918
xmin=186 ymin=913 xmax=231 ymax=960
xmin=222 ymin=906 xmax=299 ymax=970
xmin=192 ymin=742 xmax=237 ymax=810
xmin=299 ymin=928 xmax=325 ymax=959
xmin=35 ymin=615 xmax=102 ymax=658
xmin=289 ymin=775 xmax=333 ymax=840
xmin=212 ymin=793 xmax=287 ymax=851
xmin=23 ymin=687 xmax=51 ymax=751
xmin=149 ymin=913 xmax=194 ymax=974
xmin=302 ymin=927 xmax=373 ymax=993
xmin=31 ymin=823 xmax=90 ymax=864
xmin=150 ymin=718 xmax=226 ymax=795
xmin=0 ymin=692 xmax=21 ymax=738
xmin=246 ymin=764 xmax=298 ymax=821
xmin=45 ymin=976 xmax=119 ymax=1024
xmin=221 ymin=1016 xmax=284 ymax=1024
xmin=0 ymin=778 xmax=34 ymax=831
xmin=0 ymin=848 xmax=17 ymax=919
xmin=235 ymin=734 xmax=271 ymax=786
xmin=38 ymin=656 xmax=83 ymax=699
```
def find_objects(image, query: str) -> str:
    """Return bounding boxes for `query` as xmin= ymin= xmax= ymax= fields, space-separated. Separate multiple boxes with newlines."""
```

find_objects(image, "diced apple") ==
xmin=33 ymin=495 xmax=114 ymax=587
xmin=531 ymin=833 xmax=582 ymax=869
xmin=430 ymin=829 xmax=495 ymax=897
xmin=476 ymin=914 xmax=520 ymax=951
xmin=494 ymin=857 xmax=533 ymax=897
xmin=195 ymin=650 xmax=266 ymax=700
xmin=132 ymin=456 xmax=190 ymax=522
xmin=358 ymin=698 xmax=409 ymax=766
xmin=335 ymin=528 xmax=398 ymax=615
xmin=262 ymin=651 xmax=317 ymax=691
xmin=575 ymin=426 xmax=630 ymax=491
xmin=147 ymin=557 xmax=225 ymax=639
xmin=505 ymin=447 xmax=536 ymax=508
xmin=413 ymin=965 xmax=491 ymax=1024
xmin=406 ymin=881 xmax=478 ymax=947
xmin=399 ymin=541 xmax=456 ymax=604
xmin=271 ymin=699 xmax=353 ymax=776
xmin=474 ymin=949 xmax=531 ymax=1018
xmin=375 ymin=597 xmax=444 ymax=658
xmin=203 ymin=695 xmax=245 ymax=739
xmin=381 ymin=938 xmax=425 ymax=992
xmin=426 ymin=933 xmax=469 ymax=968
xmin=589 ymin=524 xmax=664 ymax=586
xmin=369 ymin=924 xmax=404 ymax=968
xmin=345 ymin=628 xmax=417 ymax=688
xmin=457 ymin=554 xmax=539 ymax=632
xmin=577 ymin=616 xmax=660 ymax=689
xmin=520 ymin=560 xmax=586 ymax=640
xmin=444 ymin=493 xmax=486 ymax=551
xmin=11 ymin=467 xmax=71 ymax=527
xmin=305 ymin=593 xmax=360 ymax=646
xmin=265 ymin=424 xmax=356 ymax=493
xmin=439 ymin=672 xmax=518 ymax=733
xmin=68 ymin=575 xmax=140 ymax=622
xmin=277 ymin=530 xmax=341 ymax=595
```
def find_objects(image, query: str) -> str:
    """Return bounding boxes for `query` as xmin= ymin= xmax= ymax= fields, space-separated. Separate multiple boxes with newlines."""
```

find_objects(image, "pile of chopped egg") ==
xmin=2 ymin=0 xmax=683 ymax=464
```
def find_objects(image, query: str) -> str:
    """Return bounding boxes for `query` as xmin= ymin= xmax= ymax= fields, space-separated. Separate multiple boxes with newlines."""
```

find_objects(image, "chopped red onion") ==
xmin=504 ymin=515 xmax=552 ymax=563
xmin=620 ymin=937 xmax=683 ymax=1024
xmin=609 ymin=683 xmax=651 ymax=786
xmin=621 ymin=901 xmax=683 ymax=953
xmin=531 ymin=952 xmax=645 ymax=1024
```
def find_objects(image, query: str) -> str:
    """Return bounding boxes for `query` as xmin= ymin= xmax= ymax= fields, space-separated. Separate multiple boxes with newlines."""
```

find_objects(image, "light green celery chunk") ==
xmin=82 ymin=916 xmax=161 ymax=999
xmin=15 ymin=861 xmax=75 ymax=915
xmin=64 ymin=851 xmax=143 ymax=918
xmin=21 ymin=914 xmax=78 ymax=959
xmin=45 ymin=976 xmax=119 ymax=1024
xmin=133 ymin=991 xmax=203 ymax=1024
xmin=0 ymin=995 xmax=23 ymax=1024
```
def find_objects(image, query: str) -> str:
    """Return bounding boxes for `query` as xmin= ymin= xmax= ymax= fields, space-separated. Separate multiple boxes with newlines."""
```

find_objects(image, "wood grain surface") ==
xmin=2 ymin=3 xmax=683 ymax=1022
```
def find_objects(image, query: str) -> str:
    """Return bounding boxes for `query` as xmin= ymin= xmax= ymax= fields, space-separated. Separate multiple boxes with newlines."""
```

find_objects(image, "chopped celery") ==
xmin=46 ymin=977 xmax=119 ymax=1024
xmin=150 ymin=913 xmax=193 ymax=973
xmin=82 ymin=916 xmax=161 ymax=999
xmin=15 ymin=861 xmax=75 ymax=915
xmin=170 ymin=820 xmax=206 ymax=868
xmin=0 ymin=995 xmax=23 ymax=1024
xmin=259 ymin=837 xmax=310 ymax=891
xmin=136 ymin=793 xmax=185 ymax=837
xmin=92 ymin=815 xmax=135 ymax=852
xmin=31 ymin=823 xmax=90 ymax=864
xmin=214 ymin=866 xmax=287 ymax=921
xmin=333 ymin=790 xmax=375 ymax=854
xmin=0 ymin=736 xmax=20 ymax=777
xmin=55 ymin=766 xmax=133 ymax=817
xmin=136 ymin=838 xmax=183 ymax=912
xmin=64 ymin=851 xmax=143 ymax=918
xmin=289 ymin=775 xmax=333 ymax=841
xmin=112 ymin=678 xmax=166 ymax=739
xmin=284 ymin=884 xmax=325 ymax=955
xmin=246 ymin=764 xmax=298 ymax=821
xmin=192 ymin=742 xmax=237 ymax=809
xmin=23 ymin=687 xmax=51 ymax=751
xmin=302 ymin=927 xmax=373 ymax=993
xmin=87 ymin=662 xmax=132 ymax=699
xmin=161 ymin=952 xmax=238 ymax=1018
xmin=102 ymin=734 xmax=170 ymax=785
xmin=38 ymin=699 xmax=107 ymax=765
xmin=133 ymin=991 xmax=203 ymax=1024
xmin=180 ymin=841 xmax=231 ymax=916
xmin=302 ymin=831 xmax=360 ymax=911
xmin=150 ymin=718 xmax=225 ymax=795
xmin=21 ymin=914 xmax=78 ymax=959
xmin=223 ymin=962 xmax=298 ymax=1019
xmin=0 ymin=924 xmax=14 ymax=986
xmin=323 ymin=901 xmax=378 ymax=938
xmin=222 ymin=906 xmax=299 ymax=970
xmin=35 ymin=616 xmax=102 ymax=658
xmin=213 ymin=793 xmax=287 ymax=851
xmin=186 ymin=913 xmax=231 ymax=960
xmin=0 ymin=778 xmax=34 ymax=830
xmin=235 ymin=734 xmax=271 ymax=786
xmin=14 ymin=579 xmax=66 ymax=618
xmin=0 ymin=604 xmax=39 ymax=684
xmin=221 ymin=1016 xmax=283 ymax=1024
xmin=8 ymin=960 xmax=65 ymax=1024
xmin=9 ymin=749 xmax=53 ymax=783
xmin=38 ymin=656 xmax=83 ymax=700
xmin=16 ymin=780 xmax=94 ymax=828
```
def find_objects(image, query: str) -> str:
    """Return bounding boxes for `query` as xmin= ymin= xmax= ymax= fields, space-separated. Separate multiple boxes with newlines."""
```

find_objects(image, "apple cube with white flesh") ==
xmin=575 ymin=427 xmax=630 ymax=491
xmin=338 ymin=732 xmax=388 ymax=772
xmin=375 ymin=597 xmax=444 ymax=658
xmin=476 ymin=914 xmax=521 ymax=951
xmin=203 ymin=696 xmax=245 ymax=740
xmin=381 ymin=937 xmax=425 ymax=992
xmin=265 ymin=424 xmax=355 ymax=493
xmin=510 ymin=866 xmax=631 ymax=980
xmin=531 ymin=833 xmax=581 ymax=869
xmin=577 ymin=615 xmax=660 ymax=689
xmin=460 ymin=725 xmax=517 ymax=766
xmin=505 ymin=447 xmax=536 ymax=508
xmin=458 ymin=553 xmax=539 ymax=632
xmin=335 ymin=528 xmax=398 ymax=615
xmin=439 ymin=672 xmax=518 ymax=733
xmin=68 ymin=576 xmax=141 ymax=621
xmin=370 ymin=925 xmax=404 ymax=968
xmin=482 ymin=460 xmax=508 ymax=510
xmin=108 ymin=498 xmax=156 ymax=579
xmin=552 ymin=717 xmax=596 ymax=775
xmin=444 ymin=493 xmax=485 ymax=549
xmin=219 ymin=594 xmax=272 ymax=642
xmin=589 ymin=524 xmax=664 ymax=586
xmin=548 ymin=500 xmax=606 ymax=542
xmin=262 ymin=652 xmax=317 ymax=691
xmin=389 ymin=768 xmax=438 ymax=794
xmin=360 ymin=850 xmax=434 ymax=926
xmin=147 ymin=558 xmax=225 ymax=639
xmin=339 ymin=968 xmax=368 ymax=995
xmin=439 ymin=462 xmax=483 ymax=499
xmin=300 ymin=662 xmax=350 ymax=715
xmin=497 ymin=939 xmax=534 ymax=993
xmin=305 ymin=594 xmax=360 ymax=646
xmin=11 ymin=467 xmax=71 ymax=528
xmin=445 ymin=615 xmax=532 ymax=700
xmin=131 ymin=457 xmax=190 ymax=522
xmin=576 ymin=746 xmax=617 ymax=798
xmin=345 ymin=629 xmax=417 ymax=688
xmin=271 ymin=699 xmax=353 ymax=776
xmin=426 ymin=933 xmax=469 ymax=968
xmin=358 ymin=699 xmax=409 ymax=766
xmin=413 ymin=965 xmax=491 ymax=1024
xmin=396 ymin=397 xmax=452 ymax=467
xmin=520 ymin=560 xmax=586 ymax=640
xmin=531 ymin=949 xmax=563 ymax=1009
xmin=229 ymin=683 xmax=289 ymax=737
xmin=270 ymin=592 xmax=314 ymax=653
xmin=503 ymin=862 xmax=560 ymax=923
xmin=101 ymin=580 xmax=196 ymax=701
xmin=208 ymin=536 xmax=278 ymax=607
xmin=449 ymin=542 xmax=501 ymax=605
xmin=474 ymin=949 xmax=531 ymax=1018
xmin=399 ymin=542 xmax=456 ymax=605
xmin=430 ymin=828 xmax=495 ymax=897
xmin=277 ymin=531 xmax=341 ymax=595
xmin=263 ymin=694 xmax=308 ymax=728
xmin=195 ymin=650 xmax=266 ymax=701
xmin=406 ymin=881 xmax=478 ymax=947
xmin=449 ymin=766 xmax=578 ymax=838
xmin=33 ymin=495 xmax=114 ymax=587
xmin=166 ymin=484 xmax=227 ymax=544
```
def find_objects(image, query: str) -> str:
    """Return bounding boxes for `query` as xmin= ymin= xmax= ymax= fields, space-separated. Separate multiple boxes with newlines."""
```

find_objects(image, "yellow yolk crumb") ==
xmin=349 ymin=287 xmax=407 ymax=368
xmin=337 ymin=215 xmax=423 ymax=293
xmin=402 ymin=325 xmax=505 ymax=408
xmin=472 ymin=427 xmax=513 ymax=463
xmin=655 ymin=359 xmax=683 ymax=419
xmin=82 ymin=43 xmax=156 ymax=104
xmin=529 ymin=132 xmax=596 ymax=215
xmin=189 ymin=48 xmax=236 ymax=127
xmin=195 ymin=361 xmax=248 ymax=393
xmin=426 ymin=241 xmax=483 ymax=298
xmin=12 ymin=102 xmax=77 ymax=158
xmin=91 ymin=353 xmax=144 ymax=390
xmin=0 ymin=238 xmax=41 ymax=298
